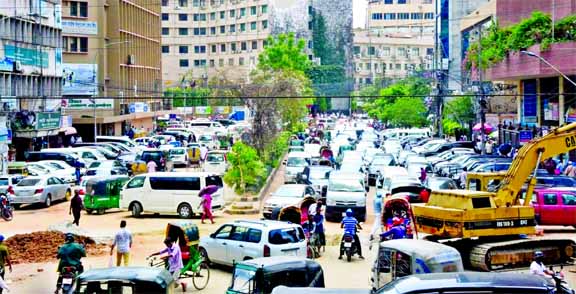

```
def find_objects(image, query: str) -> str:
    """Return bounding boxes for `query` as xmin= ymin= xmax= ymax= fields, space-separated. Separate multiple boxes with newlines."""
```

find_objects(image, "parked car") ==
xmin=0 ymin=175 xmax=22 ymax=203
xmin=12 ymin=176 xmax=72 ymax=208
xmin=325 ymin=171 xmax=368 ymax=222
xmin=26 ymin=162 xmax=76 ymax=183
xmin=198 ymin=133 xmax=220 ymax=150
xmin=203 ymin=150 xmax=228 ymax=175
xmin=425 ymin=177 xmax=458 ymax=190
xmin=26 ymin=151 xmax=85 ymax=168
xmin=134 ymin=149 xmax=174 ymax=172
xmin=284 ymin=152 xmax=310 ymax=184
xmin=199 ymin=220 xmax=307 ymax=267
xmin=523 ymin=187 xmax=576 ymax=227
xmin=168 ymin=147 xmax=188 ymax=167
xmin=86 ymin=160 xmax=129 ymax=177
xmin=263 ymin=184 xmax=317 ymax=219
xmin=367 ymin=154 xmax=397 ymax=186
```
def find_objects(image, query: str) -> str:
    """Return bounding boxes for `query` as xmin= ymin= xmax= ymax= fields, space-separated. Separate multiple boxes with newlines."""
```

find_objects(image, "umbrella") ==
xmin=472 ymin=123 xmax=494 ymax=133
xmin=199 ymin=185 xmax=219 ymax=197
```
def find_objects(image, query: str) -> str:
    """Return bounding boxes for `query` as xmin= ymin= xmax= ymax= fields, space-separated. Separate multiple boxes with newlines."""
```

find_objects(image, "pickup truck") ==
xmin=524 ymin=187 xmax=576 ymax=227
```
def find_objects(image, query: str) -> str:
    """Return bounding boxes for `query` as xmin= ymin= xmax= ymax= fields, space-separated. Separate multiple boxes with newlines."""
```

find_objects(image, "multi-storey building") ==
xmin=353 ymin=0 xmax=434 ymax=87
xmin=62 ymin=0 xmax=166 ymax=139
xmin=161 ymin=0 xmax=311 ymax=86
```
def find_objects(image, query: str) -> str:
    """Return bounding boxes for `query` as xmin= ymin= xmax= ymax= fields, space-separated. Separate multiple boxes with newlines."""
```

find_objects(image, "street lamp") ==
xmin=92 ymin=40 xmax=132 ymax=142
xmin=520 ymin=50 xmax=576 ymax=87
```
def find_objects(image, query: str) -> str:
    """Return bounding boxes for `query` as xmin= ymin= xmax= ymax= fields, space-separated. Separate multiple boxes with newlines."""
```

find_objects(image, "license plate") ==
xmin=62 ymin=278 xmax=73 ymax=285
xmin=344 ymin=242 xmax=352 ymax=248
xmin=284 ymin=249 xmax=298 ymax=256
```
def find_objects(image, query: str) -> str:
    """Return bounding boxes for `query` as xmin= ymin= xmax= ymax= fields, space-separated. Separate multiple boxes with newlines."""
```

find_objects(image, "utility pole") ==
xmin=477 ymin=25 xmax=487 ymax=155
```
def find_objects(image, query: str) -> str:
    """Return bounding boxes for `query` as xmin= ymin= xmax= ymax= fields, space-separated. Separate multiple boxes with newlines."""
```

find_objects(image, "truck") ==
xmin=413 ymin=123 xmax=576 ymax=271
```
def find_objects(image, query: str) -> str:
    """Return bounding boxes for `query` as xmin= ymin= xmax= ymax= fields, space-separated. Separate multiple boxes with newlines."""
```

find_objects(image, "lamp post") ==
xmin=92 ymin=40 xmax=132 ymax=142
xmin=520 ymin=50 xmax=576 ymax=88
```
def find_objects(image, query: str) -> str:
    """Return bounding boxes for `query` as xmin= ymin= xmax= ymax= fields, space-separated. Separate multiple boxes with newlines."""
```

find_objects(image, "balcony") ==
xmin=485 ymin=42 xmax=576 ymax=81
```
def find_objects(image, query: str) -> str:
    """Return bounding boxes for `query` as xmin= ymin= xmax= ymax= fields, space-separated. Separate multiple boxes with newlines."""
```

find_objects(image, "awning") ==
xmin=59 ymin=126 xmax=77 ymax=135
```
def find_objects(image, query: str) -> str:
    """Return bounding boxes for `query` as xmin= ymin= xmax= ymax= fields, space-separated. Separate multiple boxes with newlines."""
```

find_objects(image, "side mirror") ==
xmin=282 ymin=160 xmax=287 ymax=165
xmin=210 ymin=233 xmax=215 ymax=238
xmin=365 ymin=186 xmax=370 ymax=192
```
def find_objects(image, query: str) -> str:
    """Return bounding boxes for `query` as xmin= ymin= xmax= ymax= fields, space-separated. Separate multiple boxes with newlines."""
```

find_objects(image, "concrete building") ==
xmin=353 ymin=0 xmax=434 ymax=88
xmin=161 ymin=0 xmax=312 ymax=86
xmin=61 ymin=0 xmax=166 ymax=139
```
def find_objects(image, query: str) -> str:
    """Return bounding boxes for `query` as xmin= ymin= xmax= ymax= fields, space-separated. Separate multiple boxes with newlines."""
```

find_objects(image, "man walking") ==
xmin=0 ymin=235 xmax=12 ymax=294
xmin=370 ymin=192 xmax=383 ymax=241
xmin=110 ymin=220 xmax=132 ymax=266
xmin=69 ymin=191 xmax=83 ymax=226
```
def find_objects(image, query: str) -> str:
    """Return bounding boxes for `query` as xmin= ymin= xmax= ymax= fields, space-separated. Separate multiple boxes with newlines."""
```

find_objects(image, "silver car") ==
xmin=12 ymin=176 xmax=72 ymax=207
xmin=168 ymin=147 xmax=188 ymax=166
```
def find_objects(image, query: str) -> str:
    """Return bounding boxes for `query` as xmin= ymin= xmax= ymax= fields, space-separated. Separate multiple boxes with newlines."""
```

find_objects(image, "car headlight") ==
xmin=326 ymin=198 xmax=336 ymax=206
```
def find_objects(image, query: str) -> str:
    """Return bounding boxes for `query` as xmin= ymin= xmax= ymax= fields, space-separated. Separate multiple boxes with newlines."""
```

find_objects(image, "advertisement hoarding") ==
xmin=62 ymin=63 xmax=97 ymax=95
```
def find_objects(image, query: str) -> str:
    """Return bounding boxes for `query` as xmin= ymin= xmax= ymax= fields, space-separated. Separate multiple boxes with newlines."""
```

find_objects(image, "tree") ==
xmin=444 ymin=96 xmax=476 ymax=126
xmin=258 ymin=33 xmax=311 ymax=73
xmin=381 ymin=97 xmax=429 ymax=127
xmin=224 ymin=142 xmax=267 ymax=195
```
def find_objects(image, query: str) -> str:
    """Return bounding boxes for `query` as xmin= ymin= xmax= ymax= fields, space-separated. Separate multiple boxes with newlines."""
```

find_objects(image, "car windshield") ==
xmin=207 ymin=154 xmax=225 ymax=162
xmin=0 ymin=179 xmax=8 ymax=186
xmin=372 ymin=156 xmax=394 ymax=165
xmin=230 ymin=268 xmax=256 ymax=293
xmin=329 ymin=180 xmax=364 ymax=192
xmin=47 ymin=162 xmax=65 ymax=170
xmin=17 ymin=179 xmax=41 ymax=186
xmin=274 ymin=186 xmax=303 ymax=197
xmin=199 ymin=135 xmax=212 ymax=141
xmin=287 ymin=157 xmax=308 ymax=167
xmin=170 ymin=149 xmax=185 ymax=155
xmin=89 ymin=162 xmax=101 ymax=168
xmin=310 ymin=169 xmax=329 ymax=180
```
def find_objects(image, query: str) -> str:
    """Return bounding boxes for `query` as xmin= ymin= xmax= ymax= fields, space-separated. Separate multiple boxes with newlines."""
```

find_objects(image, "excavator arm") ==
xmin=496 ymin=123 xmax=576 ymax=207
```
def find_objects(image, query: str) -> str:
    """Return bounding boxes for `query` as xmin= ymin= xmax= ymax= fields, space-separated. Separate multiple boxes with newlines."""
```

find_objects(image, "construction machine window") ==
xmin=472 ymin=197 xmax=491 ymax=208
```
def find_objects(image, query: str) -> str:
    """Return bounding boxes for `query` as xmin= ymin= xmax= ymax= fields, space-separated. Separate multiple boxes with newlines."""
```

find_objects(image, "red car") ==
xmin=524 ymin=187 xmax=576 ymax=227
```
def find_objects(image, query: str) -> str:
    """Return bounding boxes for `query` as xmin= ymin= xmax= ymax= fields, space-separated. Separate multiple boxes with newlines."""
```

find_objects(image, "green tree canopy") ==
xmin=444 ymin=96 xmax=476 ymax=126
xmin=381 ymin=97 xmax=429 ymax=127
xmin=224 ymin=142 xmax=267 ymax=195
xmin=258 ymin=33 xmax=311 ymax=73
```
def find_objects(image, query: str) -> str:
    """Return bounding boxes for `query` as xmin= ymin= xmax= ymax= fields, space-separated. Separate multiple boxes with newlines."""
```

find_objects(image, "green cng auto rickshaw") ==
xmin=7 ymin=162 xmax=28 ymax=176
xmin=227 ymin=257 xmax=325 ymax=294
xmin=74 ymin=267 xmax=175 ymax=293
xmin=83 ymin=176 xmax=130 ymax=215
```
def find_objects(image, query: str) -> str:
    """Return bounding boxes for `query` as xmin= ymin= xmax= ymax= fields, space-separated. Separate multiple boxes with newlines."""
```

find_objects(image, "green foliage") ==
xmin=224 ymin=142 xmax=267 ymax=195
xmin=311 ymin=12 xmax=344 ymax=66
xmin=263 ymin=131 xmax=291 ymax=168
xmin=164 ymin=87 xmax=211 ymax=107
xmin=258 ymin=33 xmax=311 ymax=73
xmin=381 ymin=97 xmax=429 ymax=128
xmin=444 ymin=96 xmax=476 ymax=126
xmin=315 ymin=97 xmax=330 ymax=112
xmin=442 ymin=118 xmax=463 ymax=136
xmin=306 ymin=65 xmax=346 ymax=84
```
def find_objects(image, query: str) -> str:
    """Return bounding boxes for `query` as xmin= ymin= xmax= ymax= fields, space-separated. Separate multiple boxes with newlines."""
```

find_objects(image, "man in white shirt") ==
xmin=146 ymin=160 xmax=157 ymax=173
xmin=530 ymin=251 xmax=554 ymax=278
xmin=110 ymin=220 xmax=133 ymax=266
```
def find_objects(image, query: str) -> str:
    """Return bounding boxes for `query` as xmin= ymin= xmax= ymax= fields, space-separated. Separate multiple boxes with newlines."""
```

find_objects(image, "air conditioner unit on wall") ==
xmin=13 ymin=61 xmax=22 ymax=73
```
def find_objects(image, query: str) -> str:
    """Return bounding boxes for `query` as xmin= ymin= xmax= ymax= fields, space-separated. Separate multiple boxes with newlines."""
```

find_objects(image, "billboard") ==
xmin=62 ymin=63 xmax=97 ymax=95
xmin=64 ymin=98 xmax=114 ymax=109
xmin=62 ymin=20 xmax=98 ymax=35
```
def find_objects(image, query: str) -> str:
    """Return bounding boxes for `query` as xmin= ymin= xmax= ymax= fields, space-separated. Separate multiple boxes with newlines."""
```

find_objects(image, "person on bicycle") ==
xmin=149 ymin=237 xmax=187 ymax=292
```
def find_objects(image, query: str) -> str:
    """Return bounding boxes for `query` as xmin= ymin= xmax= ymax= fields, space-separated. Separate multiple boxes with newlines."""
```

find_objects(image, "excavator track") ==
xmin=441 ymin=238 xmax=575 ymax=271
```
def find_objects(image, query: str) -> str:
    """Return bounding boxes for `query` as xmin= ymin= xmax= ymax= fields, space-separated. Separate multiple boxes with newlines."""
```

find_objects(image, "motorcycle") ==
xmin=550 ymin=265 xmax=575 ymax=294
xmin=0 ymin=193 xmax=13 ymax=221
xmin=341 ymin=233 xmax=360 ymax=262
xmin=57 ymin=265 xmax=79 ymax=294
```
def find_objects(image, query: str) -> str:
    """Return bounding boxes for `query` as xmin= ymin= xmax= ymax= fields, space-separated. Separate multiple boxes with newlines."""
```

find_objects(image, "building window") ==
xmin=228 ymin=58 xmax=234 ymax=66
xmin=229 ymin=9 xmax=235 ymax=18
xmin=395 ymin=63 xmax=401 ymax=70
xmin=219 ymin=59 xmax=224 ymax=66
xmin=239 ymin=57 xmax=245 ymax=65
xmin=371 ymin=13 xmax=382 ymax=20
xmin=63 ymin=36 xmax=88 ymax=53
xmin=398 ymin=47 xmax=406 ymax=57
xmin=366 ymin=63 xmax=371 ymax=70
xmin=220 ymin=44 xmax=226 ymax=52
xmin=384 ymin=0 xmax=393 ymax=4
xmin=241 ymin=42 xmax=247 ymax=51
xmin=179 ymin=14 xmax=188 ymax=21
xmin=251 ymin=41 xmax=257 ymax=50
xmin=179 ymin=28 xmax=188 ymax=35
xmin=211 ymin=45 xmax=217 ymax=53
xmin=194 ymin=45 xmax=206 ymax=53
xmin=193 ymin=13 xmax=206 ymax=21
xmin=383 ymin=47 xmax=390 ymax=56
xmin=250 ymin=21 xmax=257 ymax=31
xmin=192 ymin=0 xmax=199 ymax=6
xmin=368 ymin=46 xmax=375 ymax=55
xmin=240 ymin=23 xmax=246 ymax=32
xmin=231 ymin=43 xmax=237 ymax=51
xmin=179 ymin=46 xmax=189 ymax=53
xmin=162 ymin=13 xmax=169 ymax=21
xmin=397 ymin=0 xmax=406 ymax=3
xmin=261 ymin=5 xmax=268 ymax=14
xmin=210 ymin=27 xmax=216 ymax=35
xmin=220 ymin=26 xmax=225 ymax=34
xmin=398 ymin=13 xmax=409 ymax=20
xmin=412 ymin=48 xmax=420 ymax=56
xmin=250 ymin=6 xmax=257 ymax=15
xmin=162 ymin=46 xmax=169 ymax=53
xmin=69 ymin=1 xmax=88 ymax=17
xmin=179 ymin=0 xmax=188 ymax=7
xmin=162 ymin=27 xmax=169 ymax=35
xmin=383 ymin=13 xmax=396 ymax=20
xmin=194 ymin=59 xmax=206 ymax=67
xmin=262 ymin=20 xmax=268 ymax=29
xmin=179 ymin=59 xmax=189 ymax=67
xmin=424 ymin=12 xmax=434 ymax=19
xmin=220 ymin=11 xmax=225 ymax=19
xmin=229 ymin=24 xmax=236 ymax=33
xmin=209 ymin=59 xmax=215 ymax=67
xmin=426 ymin=48 xmax=433 ymax=55
xmin=411 ymin=13 xmax=423 ymax=20
xmin=162 ymin=0 xmax=168 ymax=6
xmin=210 ymin=12 xmax=216 ymax=20
xmin=240 ymin=8 xmax=246 ymax=17
xmin=353 ymin=46 xmax=360 ymax=55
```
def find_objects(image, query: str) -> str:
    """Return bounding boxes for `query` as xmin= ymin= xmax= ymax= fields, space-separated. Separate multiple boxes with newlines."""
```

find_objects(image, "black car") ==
xmin=26 ymin=151 xmax=85 ymax=168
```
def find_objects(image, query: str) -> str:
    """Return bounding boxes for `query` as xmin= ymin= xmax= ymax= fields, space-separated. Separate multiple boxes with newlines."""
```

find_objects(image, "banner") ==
xmin=129 ymin=102 xmax=149 ymax=113
xmin=0 ymin=58 xmax=13 ymax=72
xmin=62 ymin=20 xmax=98 ymax=35
xmin=64 ymin=98 xmax=114 ymax=109
xmin=62 ymin=63 xmax=97 ymax=95
xmin=566 ymin=104 xmax=576 ymax=123
xmin=37 ymin=112 xmax=61 ymax=130
xmin=519 ymin=130 xmax=533 ymax=145
xmin=4 ymin=45 xmax=49 ymax=68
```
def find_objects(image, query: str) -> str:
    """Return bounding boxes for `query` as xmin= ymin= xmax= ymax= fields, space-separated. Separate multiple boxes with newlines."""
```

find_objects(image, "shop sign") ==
xmin=519 ymin=130 xmax=533 ymax=145
xmin=60 ymin=115 xmax=72 ymax=128
xmin=543 ymin=100 xmax=559 ymax=121
xmin=566 ymin=104 xmax=576 ymax=123
xmin=62 ymin=63 xmax=97 ymax=95
xmin=129 ymin=102 xmax=149 ymax=113
xmin=4 ymin=44 xmax=49 ymax=68
xmin=62 ymin=20 xmax=98 ymax=35
xmin=64 ymin=98 xmax=114 ymax=109
xmin=37 ymin=112 xmax=61 ymax=130
xmin=195 ymin=106 xmax=212 ymax=115
xmin=0 ymin=58 xmax=13 ymax=72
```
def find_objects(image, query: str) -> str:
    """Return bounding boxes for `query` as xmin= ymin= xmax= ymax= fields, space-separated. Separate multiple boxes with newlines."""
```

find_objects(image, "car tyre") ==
xmin=199 ymin=247 xmax=210 ymax=265
xmin=45 ymin=194 xmax=52 ymax=207
xmin=131 ymin=202 xmax=142 ymax=218
xmin=177 ymin=203 xmax=193 ymax=219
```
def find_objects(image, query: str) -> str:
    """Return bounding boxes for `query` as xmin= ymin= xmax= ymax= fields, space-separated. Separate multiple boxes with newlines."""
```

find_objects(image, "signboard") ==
xmin=37 ymin=112 xmax=61 ymax=130
xmin=60 ymin=115 xmax=72 ymax=129
xmin=62 ymin=63 xmax=97 ymax=95
xmin=64 ymin=98 xmax=114 ymax=109
xmin=522 ymin=80 xmax=537 ymax=123
xmin=519 ymin=130 xmax=533 ymax=145
xmin=566 ymin=104 xmax=576 ymax=123
xmin=129 ymin=102 xmax=149 ymax=113
xmin=0 ymin=58 xmax=13 ymax=72
xmin=4 ymin=45 xmax=49 ymax=68
xmin=543 ymin=100 xmax=559 ymax=121
xmin=62 ymin=20 xmax=98 ymax=35
xmin=54 ymin=4 xmax=62 ymax=29
xmin=195 ymin=106 xmax=212 ymax=115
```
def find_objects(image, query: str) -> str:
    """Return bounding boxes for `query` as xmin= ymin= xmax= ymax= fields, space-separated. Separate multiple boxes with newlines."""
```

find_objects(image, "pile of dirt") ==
xmin=5 ymin=231 xmax=108 ymax=264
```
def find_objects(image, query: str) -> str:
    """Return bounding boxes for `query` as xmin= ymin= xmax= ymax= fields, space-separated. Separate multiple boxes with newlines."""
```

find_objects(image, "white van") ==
xmin=325 ymin=171 xmax=368 ymax=222
xmin=385 ymin=128 xmax=431 ymax=140
xmin=120 ymin=172 xmax=225 ymax=218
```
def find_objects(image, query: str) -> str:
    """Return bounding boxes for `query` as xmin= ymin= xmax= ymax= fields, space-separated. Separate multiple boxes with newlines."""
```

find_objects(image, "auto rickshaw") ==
xmin=131 ymin=161 xmax=148 ymax=175
xmin=371 ymin=239 xmax=463 ymax=292
xmin=382 ymin=196 xmax=416 ymax=239
xmin=7 ymin=162 xmax=28 ymax=176
xmin=271 ymin=196 xmax=317 ymax=225
xmin=227 ymin=257 xmax=325 ymax=294
xmin=187 ymin=145 xmax=202 ymax=167
xmin=75 ymin=267 xmax=174 ymax=293
xmin=218 ymin=134 xmax=231 ymax=150
xmin=148 ymin=222 xmax=210 ymax=290
xmin=83 ymin=176 xmax=130 ymax=215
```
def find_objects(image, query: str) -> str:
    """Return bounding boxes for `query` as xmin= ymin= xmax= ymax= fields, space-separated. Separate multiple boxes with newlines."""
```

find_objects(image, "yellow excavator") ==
xmin=413 ymin=123 xmax=576 ymax=271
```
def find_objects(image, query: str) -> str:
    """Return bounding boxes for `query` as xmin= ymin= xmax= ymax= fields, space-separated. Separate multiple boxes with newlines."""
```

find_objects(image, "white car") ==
xmin=26 ymin=162 xmax=76 ymax=183
xmin=168 ymin=147 xmax=188 ymax=166
xmin=199 ymin=220 xmax=307 ymax=267
xmin=262 ymin=184 xmax=317 ymax=219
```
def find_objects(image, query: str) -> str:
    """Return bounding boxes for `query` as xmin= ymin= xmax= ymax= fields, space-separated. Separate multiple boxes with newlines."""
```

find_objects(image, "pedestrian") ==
xmin=146 ymin=159 xmax=157 ymax=173
xmin=419 ymin=167 xmax=427 ymax=183
xmin=200 ymin=191 xmax=214 ymax=224
xmin=313 ymin=203 xmax=326 ymax=253
xmin=485 ymin=139 xmax=493 ymax=155
xmin=564 ymin=161 xmax=574 ymax=176
xmin=370 ymin=191 xmax=383 ymax=241
xmin=0 ymin=235 xmax=12 ymax=294
xmin=459 ymin=167 xmax=468 ymax=189
xmin=569 ymin=162 xmax=576 ymax=177
xmin=149 ymin=237 xmax=186 ymax=292
xmin=74 ymin=161 xmax=81 ymax=185
xmin=110 ymin=220 xmax=132 ymax=267
xmin=199 ymin=144 xmax=208 ymax=163
xmin=69 ymin=190 xmax=83 ymax=226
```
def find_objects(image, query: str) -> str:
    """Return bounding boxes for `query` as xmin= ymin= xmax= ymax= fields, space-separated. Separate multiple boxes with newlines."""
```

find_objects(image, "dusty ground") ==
xmin=2 ymin=165 xmax=576 ymax=293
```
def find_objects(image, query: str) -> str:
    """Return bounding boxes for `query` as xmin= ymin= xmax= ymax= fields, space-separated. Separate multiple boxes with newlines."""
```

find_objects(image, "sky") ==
xmin=353 ymin=0 xmax=368 ymax=29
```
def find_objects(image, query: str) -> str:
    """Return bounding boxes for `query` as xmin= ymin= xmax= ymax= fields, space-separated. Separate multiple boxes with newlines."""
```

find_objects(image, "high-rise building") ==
xmin=61 ymin=0 xmax=166 ymax=139
xmin=161 ymin=0 xmax=312 ymax=87
xmin=353 ymin=0 xmax=434 ymax=88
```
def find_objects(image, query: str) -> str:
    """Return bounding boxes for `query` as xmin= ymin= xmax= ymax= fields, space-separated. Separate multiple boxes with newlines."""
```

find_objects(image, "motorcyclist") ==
xmin=338 ymin=209 xmax=364 ymax=260
xmin=530 ymin=251 xmax=554 ymax=279
xmin=55 ymin=233 xmax=86 ymax=293
xmin=380 ymin=217 xmax=406 ymax=240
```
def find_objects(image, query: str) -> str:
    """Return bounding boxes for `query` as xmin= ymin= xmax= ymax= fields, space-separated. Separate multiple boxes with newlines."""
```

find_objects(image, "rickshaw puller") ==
xmin=380 ymin=217 xmax=406 ymax=240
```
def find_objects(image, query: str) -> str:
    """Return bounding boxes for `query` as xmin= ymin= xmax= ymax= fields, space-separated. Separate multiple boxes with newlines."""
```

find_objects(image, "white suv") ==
xmin=199 ymin=220 xmax=307 ymax=266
